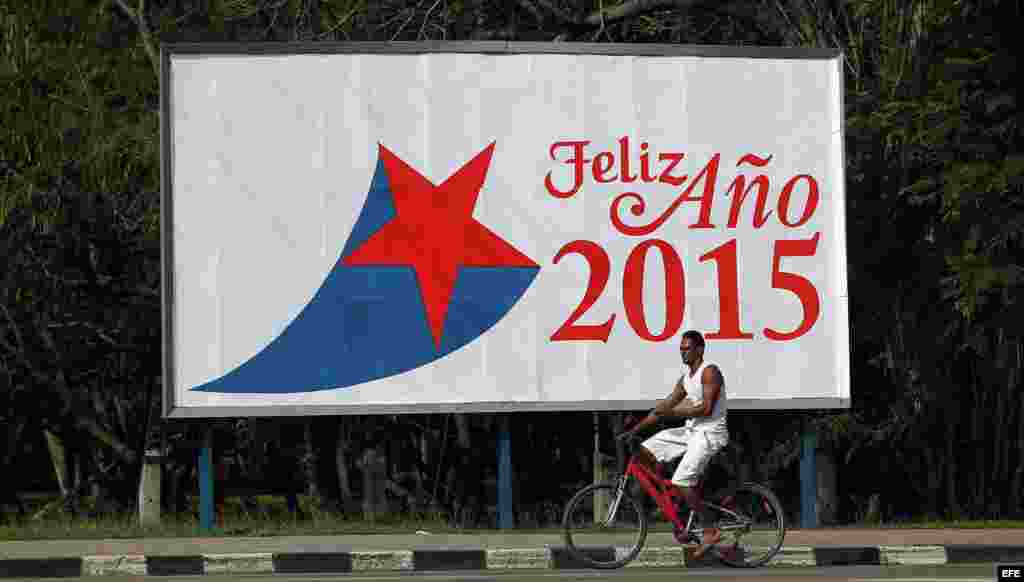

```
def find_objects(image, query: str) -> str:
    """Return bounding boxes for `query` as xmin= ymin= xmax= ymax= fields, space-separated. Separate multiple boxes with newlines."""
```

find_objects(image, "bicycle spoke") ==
xmin=563 ymin=482 xmax=647 ymax=569
xmin=710 ymin=483 xmax=786 ymax=568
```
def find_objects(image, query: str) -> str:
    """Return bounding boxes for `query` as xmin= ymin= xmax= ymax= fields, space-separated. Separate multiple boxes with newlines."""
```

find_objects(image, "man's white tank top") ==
xmin=682 ymin=360 xmax=728 ymax=434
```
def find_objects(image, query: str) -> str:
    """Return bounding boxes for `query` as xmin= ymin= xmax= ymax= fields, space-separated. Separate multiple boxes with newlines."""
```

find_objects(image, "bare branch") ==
xmin=474 ymin=27 xmax=517 ymax=40
xmin=534 ymin=0 xmax=577 ymax=24
xmin=591 ymin=0 xmax=613 ymax=41
xmin=38 ymin=326 xmax=62 ymax=360
xmin=31 ymin=325 xmax=141 ymax=464
xmin=76 ymin=414 xmax=139 ymax=464
xmin=112 ymin=0 xmax=160 ymax=80
xmin=418 ymin=0 xmax=444 ymax=40
xmin=46 ymin=322 xmax=119 ymax=347
xmin=391 ymin=0 xmax=427 ymax=40
xmin=548 ymin=0 xmax=707 ymax=41
xmin=0 ymin=336 xmax=17 ymax=356
xmin=517 ymin=0 xmax=546 ymax=25
xmin=317 ymin=3 xmax=361 ymax=39
xmin=24 ymin=241 xmax=158 ymax=299
xmin=0 ymin=303 xmax=26 ymax=354
xmin=263 ymin=2 xmax=286 ymax=40
xmin=582 ymin=0 xmax=702 ymax=27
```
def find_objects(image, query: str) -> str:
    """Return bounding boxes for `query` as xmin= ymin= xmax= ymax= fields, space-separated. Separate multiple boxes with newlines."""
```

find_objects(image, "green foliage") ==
xmin=1 ymin=0 xmax=1021 ymax=523
xmin=0 ymin=0 xmax=159 ymax=229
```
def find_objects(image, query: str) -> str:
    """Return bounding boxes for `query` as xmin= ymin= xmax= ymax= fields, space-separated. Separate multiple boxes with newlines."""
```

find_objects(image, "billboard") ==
xmin=161 ymin=42 xmax=849 ymax=418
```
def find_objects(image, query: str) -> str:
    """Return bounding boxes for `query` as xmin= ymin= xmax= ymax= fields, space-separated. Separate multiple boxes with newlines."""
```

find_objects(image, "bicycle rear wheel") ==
xmin=562 ymin=482 xmax=647 ymax=569
xmin=709 ymin=482 xmax=786 ymax=568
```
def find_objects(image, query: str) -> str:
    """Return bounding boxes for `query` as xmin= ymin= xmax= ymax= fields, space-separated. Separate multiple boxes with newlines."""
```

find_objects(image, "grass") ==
xmin=0 ymin=494 xmax=566 ymax=541
xmin=3 ymin=495 xmax=1024 ymax=540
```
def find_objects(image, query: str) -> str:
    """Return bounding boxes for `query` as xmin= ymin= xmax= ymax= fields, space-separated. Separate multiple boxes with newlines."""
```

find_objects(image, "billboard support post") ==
xmin=497 ymin=414 xmax=513 ymax=529
xmin=199 ymin=424 xmax=214 ymax=532
xmin=800 ymin=423 xmax=818 ymax=528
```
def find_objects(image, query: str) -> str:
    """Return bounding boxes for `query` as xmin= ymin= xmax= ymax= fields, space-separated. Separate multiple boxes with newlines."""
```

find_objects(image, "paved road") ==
xmin=4 ymin=528 xmax=1022 ymax=580
xmin=4 ymin=529 xmax=1024 ymax=558
xmin=0 ymin=564 xmax=1002 ymax=582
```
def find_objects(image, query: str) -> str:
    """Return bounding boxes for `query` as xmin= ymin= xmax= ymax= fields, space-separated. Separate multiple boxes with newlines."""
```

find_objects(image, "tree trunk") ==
xmin=448 ymin=413 xmax=486 ymax=527
xmin=89 ymin=448 xmax=124 ymax=516
xmin=43 ymin=429 xmax=70 ymax=496
xmin=972 ymin=371 xmax=986 ymax=517
xmin=944 ymin=405 xmax=960 ymax=519
xmin=448 ymin=413 xmax=472 ymax=524
xmin=1012 ymin=464 xmax=1024 ymax=519
xmin=922 ymin=446 xmax=937 ymax=517
xmin=248 ymin=419 xmax=277 ymax=481
xmin=303 ymin=419 xmax=319 ymax=500
xmin=976 ymin=362 xmax=991 ymax=518
xmin=163 ymin=463 xmax=179 ymax=515
xmin=69 ymin=441 xmax=81 ymax=494
xmin=864 ymin=493 xmax=881 ymax=523
xmin=992 ymin=375 xmax=1005 ymax=515
xmin=304 ymin=0 xmax=321 ymax=38
xmin=1 ymin=419 xmax=27 ymax=518
xmin=358 ymin=446 xmax=389 ymax=520
xmin=363 ymin=0 xmax=379 ymax=40
xmin=412 ymin=430 xmax=428 ymax=514
xmin=454 ymin=414 xmax=471 ymax=449
xmin=997 ymin=338 xmax=1019 ymax=516
xmin=2 ymin=419 xmax=24 ymax=471
xmin=429 ymin=414 xmax=450 ymax=515
xmin=610 ymin=413 xmax=626 ymax=473
xmin=816 ymin=448 xmax=838 ymax=525
xmin=744 ymin=414 xmax=762 ymax=483
xmin=445 ymin=464 xmax=460 ymax=521
xmin=335 ymin=419 xmax=352 ymax=500
xmin=1012 ymin=384 xmax=1024 ymax=517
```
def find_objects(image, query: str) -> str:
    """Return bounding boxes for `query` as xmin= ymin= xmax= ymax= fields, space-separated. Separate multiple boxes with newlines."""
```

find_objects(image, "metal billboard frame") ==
xmin=161 ymin=41 xmax=847 ymax=419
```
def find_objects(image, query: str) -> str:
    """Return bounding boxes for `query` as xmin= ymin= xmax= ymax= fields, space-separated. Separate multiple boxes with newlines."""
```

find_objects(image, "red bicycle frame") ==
xmin=621 ymin=455 xmax=704 ymax=533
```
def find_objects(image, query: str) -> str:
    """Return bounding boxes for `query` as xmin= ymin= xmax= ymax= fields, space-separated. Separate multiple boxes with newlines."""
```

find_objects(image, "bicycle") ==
xmin=561 ymin=431 xmax=786 ymax=569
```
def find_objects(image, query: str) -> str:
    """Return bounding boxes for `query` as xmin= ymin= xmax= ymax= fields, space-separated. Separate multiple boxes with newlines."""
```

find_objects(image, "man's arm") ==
xmin=654 ymin=376 xmax=687 ymax=415
xmin=621 ymin=378 xmax=687 ymax=437
xmin=666 ymin=365 xmax=723 ymax=418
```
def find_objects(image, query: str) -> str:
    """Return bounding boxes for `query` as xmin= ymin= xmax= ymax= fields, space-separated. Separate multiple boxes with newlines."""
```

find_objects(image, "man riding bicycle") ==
xmin=617 ymin=330 xmax=728 ymax=558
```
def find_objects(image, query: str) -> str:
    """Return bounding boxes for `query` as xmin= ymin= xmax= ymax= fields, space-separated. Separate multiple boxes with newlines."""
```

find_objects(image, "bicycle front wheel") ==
xmin=562 ymin=482 xmax=647 ymax=569
xmin=709 ymin=482 xmax=786 ymax=568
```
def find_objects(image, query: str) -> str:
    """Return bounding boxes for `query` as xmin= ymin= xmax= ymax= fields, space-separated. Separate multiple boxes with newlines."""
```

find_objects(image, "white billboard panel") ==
xmin=161 ymin=42 xmax=849 ymax=418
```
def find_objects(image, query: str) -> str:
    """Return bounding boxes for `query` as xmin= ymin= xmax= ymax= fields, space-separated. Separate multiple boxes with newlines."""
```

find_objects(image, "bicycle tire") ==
xmin=562 ymin=482 xmax=648 ymax=569
xmin=709 ymin=482 xmax=786 ymax=568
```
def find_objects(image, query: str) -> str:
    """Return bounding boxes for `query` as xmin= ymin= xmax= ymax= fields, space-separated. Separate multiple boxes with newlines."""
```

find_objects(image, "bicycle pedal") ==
xmin=673 ymin=527 xmax=700 ymax=545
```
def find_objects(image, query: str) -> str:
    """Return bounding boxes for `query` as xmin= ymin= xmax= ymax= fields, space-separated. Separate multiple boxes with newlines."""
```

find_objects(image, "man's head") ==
xmin=679 ymin=330 xmax=706 ymax=367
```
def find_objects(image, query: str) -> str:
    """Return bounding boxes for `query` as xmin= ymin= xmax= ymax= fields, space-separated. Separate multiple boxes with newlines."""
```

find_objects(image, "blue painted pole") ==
xmin=497 ymin=414 xmax=513 ymax=529
xmin=800 ymin=427 xmax=818 ymax=529
xmin=199 ymin=426 xmax=214 ymax=532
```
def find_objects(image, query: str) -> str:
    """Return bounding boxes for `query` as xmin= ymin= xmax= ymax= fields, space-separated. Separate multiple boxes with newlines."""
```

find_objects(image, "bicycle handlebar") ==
xmin=615 ymin=432 xmax=645 ymax=456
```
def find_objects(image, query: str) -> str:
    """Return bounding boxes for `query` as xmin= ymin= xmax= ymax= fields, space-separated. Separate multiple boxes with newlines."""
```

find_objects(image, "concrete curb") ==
xmin=2 ymin=544 xmax=1021 ymax=577
xmin=881 ymin=545 xmax=948 ymax=566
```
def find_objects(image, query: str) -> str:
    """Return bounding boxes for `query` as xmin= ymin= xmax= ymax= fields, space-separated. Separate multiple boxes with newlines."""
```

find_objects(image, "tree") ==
xmin=1 ymin=0 xmax=162 ymax=513
xmin=2 ymin=0 xmax=1019 ymax=525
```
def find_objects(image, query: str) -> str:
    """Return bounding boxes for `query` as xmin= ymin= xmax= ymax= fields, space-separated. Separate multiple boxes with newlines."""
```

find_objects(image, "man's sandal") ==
xmin=691 ymin=527 xmax=722 ymax=559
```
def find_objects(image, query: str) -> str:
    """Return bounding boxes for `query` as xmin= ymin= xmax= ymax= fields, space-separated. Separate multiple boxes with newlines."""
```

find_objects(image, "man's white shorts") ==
xmin=641 ymin=427 xmax=728 ymax=487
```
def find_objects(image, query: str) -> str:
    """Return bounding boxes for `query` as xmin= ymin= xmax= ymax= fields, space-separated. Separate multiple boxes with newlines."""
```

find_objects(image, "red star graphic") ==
xmin=342 ymin=142 xmax=538 ymax=349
